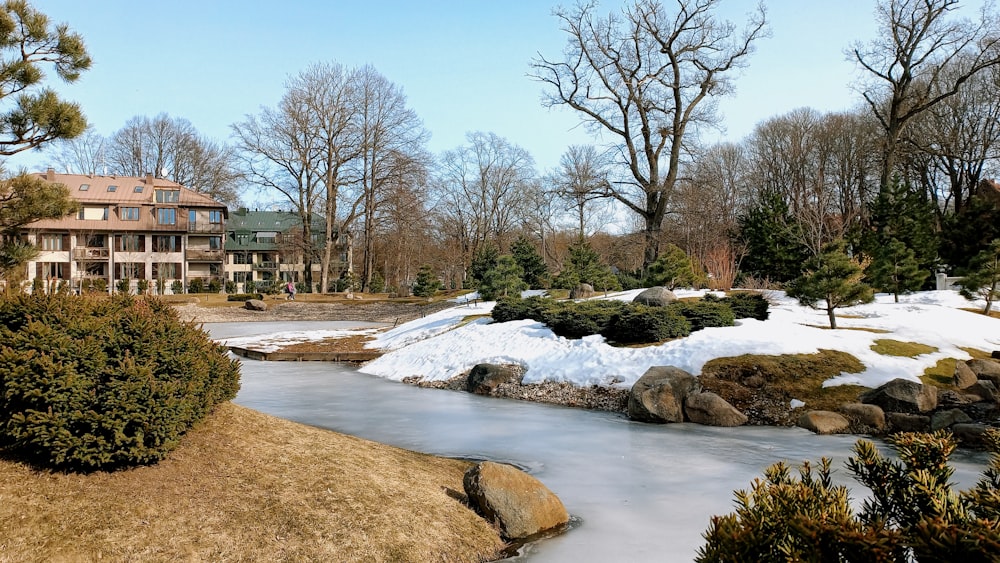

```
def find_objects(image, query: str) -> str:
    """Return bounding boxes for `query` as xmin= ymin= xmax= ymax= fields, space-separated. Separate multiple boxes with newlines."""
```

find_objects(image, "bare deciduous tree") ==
xmin=106 ymin=114 xmax=243 ymax=206
xmin=851 ymin=0 xmax=1000 ymax=192
xmin=531 ymin=0 xmax=767 ymax=269
xmin=552 ymin=144 xmax=611 ymax=237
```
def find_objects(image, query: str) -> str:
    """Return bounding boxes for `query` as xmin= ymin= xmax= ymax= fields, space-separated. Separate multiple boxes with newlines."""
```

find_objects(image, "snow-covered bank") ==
xmin=357 ymin=290 xmax=1000 ymax=389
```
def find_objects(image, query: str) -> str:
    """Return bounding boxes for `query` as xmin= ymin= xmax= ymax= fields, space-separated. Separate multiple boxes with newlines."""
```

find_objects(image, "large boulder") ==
xmin=952 ymin=423 xmax=989 ymax=448
xmin=886 ymin=412 xmax=930 ymax=433
xmin=627 ymin=366 xmax=699 ymax=423
xmin=684 ymin=392 xmax=747 ymax=427
xmin=798 ymin=411 xmax=850 ymax=435
xmin=839 ymin=403 xmax=886 ymax=431
xmin=954 ymin=361 xmax=979 ymax=389
xmin=632 ymin=286 xmax=678 ymax=307
xmin=967 ymin=359 xmax=1000 ymax=387
xmin=930 ymin=408 xmax=973 ymax=431
xmin=966 ymin=380 xmax=999 ymax=403
xmin=244 ymin=299 xmax=267 ymax=311
xmin=467 ymin=364 xmax=519 ymax=395
xmin=463 ymin=461 xmax=569 ymax=540
xmin=859 ymin=378 xmax=937 ymax=414
xmin=569 ymin=283 xmax=595 ymax=299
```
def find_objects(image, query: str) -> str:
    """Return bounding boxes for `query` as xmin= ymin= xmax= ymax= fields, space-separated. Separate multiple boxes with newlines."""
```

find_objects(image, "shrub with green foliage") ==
xmin=412 ymin=264 xmax=443 ymax=298
xmin=491 ymin=295 xmax=556 ymax=324
xmin=697 ymin=430 xmax=1000 ymax=562
xmin=703 ymin=291 xmax=770 ymax=321
xmin=670 ymin=300 xmax=736 ymax=332
xmin=602 ymin=304 xmax=691 ymax=343
xmin=646 ymin=243 xmax=703 ymax=289
xmin=0 ymin=293 xmax=241 ymax=471
xmin=226 ymin=293 xmax=265 ymax=302
xmin=546 ymin=300 xmax=628 ymax=339
xmin=188 ymin=278 xmax=205 ymax=294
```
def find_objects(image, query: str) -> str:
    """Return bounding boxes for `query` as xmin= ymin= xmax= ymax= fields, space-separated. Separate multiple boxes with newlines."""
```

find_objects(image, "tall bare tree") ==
xmin=851 ymin=0 xmax=1000 ymax=192
xmin=287 ymin=63 xmax=360 ymax=293
xmin=531 ymin=0 xmax=767 ymax=269
xmin=232 ymin=92 xmax=326 ymax=290
xmin=106 ymin=114 xmax=243 ymax=206
xmin=434 ymin=132 xmax=536 ymax=283
xmin=552 ymin=144 xmax=611 ymax=237
xmin=47 ymin=125 xmax=105 ymax=175
xmin=349 ymin=66 xmax=430 ymax=292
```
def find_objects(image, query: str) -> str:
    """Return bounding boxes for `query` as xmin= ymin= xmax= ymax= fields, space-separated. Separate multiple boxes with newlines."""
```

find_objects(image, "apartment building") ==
xmin=23 ymin=169 xmax=227 ymax=293
xmin=226 ymin=208 xmax=352 ymax=292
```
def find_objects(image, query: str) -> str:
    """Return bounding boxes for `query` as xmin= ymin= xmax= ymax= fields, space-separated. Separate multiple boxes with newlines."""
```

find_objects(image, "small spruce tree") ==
xmin=787 ymin=239 xmax=874 ymax=329
xmin=646 ymin=243 xmax=703 ymax=289
xmin=866 ymin=237 xmax=928 ymax=303
xmin=957 ymin=238 xmax=1000 ymax=315
xmin=412 ymin=264 xmax=442 ymax=298
xmin=478 ymin=255 xmax=527 ymax=301
xmin=469 ymin=243 xmax=500 ymax=288
xmin=510 ymin=235 xmax=549 ymax=289
xmin=553 ymin=238 xmax=620 ymax=293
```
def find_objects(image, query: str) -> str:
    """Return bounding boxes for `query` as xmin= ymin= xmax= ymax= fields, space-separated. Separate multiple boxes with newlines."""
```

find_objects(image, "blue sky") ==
xmin=8 ymin=1 xmax=987 ymax=174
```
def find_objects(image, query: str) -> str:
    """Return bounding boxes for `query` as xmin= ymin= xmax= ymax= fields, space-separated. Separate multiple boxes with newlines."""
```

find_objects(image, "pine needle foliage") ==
xmin=0 ymin=293 xmax=241 ymax=471
xmin=787 ymin=239 xmax=874 ymax=329
xmin=698 ymin=430 xmax=1000 ymax=562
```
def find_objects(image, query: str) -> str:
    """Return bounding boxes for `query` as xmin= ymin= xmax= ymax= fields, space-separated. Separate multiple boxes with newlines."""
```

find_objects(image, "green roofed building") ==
xmin=226 ymin=208 xmax=352 ymax=292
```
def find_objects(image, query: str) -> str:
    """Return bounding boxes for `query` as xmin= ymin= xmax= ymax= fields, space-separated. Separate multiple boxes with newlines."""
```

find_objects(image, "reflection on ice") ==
xmin=208 ymin=322 xmax=990 ymax=562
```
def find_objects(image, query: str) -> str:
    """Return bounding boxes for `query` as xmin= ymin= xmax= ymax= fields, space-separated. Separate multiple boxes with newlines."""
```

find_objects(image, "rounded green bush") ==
xmin=0 ymin=293 xmax=241 ymax=471
xmin=602 ymin=305 xmax=692 ymax=343
xmin=670 ymin=301 xmax=736 ymax=332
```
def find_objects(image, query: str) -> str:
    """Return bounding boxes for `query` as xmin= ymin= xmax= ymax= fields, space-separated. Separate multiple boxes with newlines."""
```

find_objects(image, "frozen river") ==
xmin=210 ymin=321 xmax=990 ymax=562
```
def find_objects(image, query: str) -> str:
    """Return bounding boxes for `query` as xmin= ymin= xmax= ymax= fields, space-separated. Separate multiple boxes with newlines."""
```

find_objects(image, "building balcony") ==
xmin=188 ymin=223 xmax=224 ymax=234
xmin=185 ymin=248 xmax=224 ymax=261
xmin=253 ymin=261 xmax=278 ymax=270
xmin=72 ymin=247 xmax=109 ymax=260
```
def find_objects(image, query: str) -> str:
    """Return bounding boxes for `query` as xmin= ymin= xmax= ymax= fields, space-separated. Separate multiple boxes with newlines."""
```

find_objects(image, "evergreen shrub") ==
xmin=670 ymin=300 xmax=736 ymax=332
xmin=491 ymin=295 xmax=555 ymax=324
xmin=546 ymin=300 xmax=627 ymax=339
xmin=707 ymin=291 xmax=770 ymax=321
xmin=602 ymin=305 xmax=691 ymax=343
xmin=0 ymin=293 xmax=241 ymax=471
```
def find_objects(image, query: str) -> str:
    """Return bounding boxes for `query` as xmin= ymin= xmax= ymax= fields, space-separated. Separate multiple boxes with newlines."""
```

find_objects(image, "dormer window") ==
xmin=155 ymin=189 xmax=180 ymax=203
xmin=79 ymin=183 xmax=89 ymax=191
xmin=133 ymin=185 xmax=144 ymax=193
xmin=107 ymin=185 xmax=118 ymax=192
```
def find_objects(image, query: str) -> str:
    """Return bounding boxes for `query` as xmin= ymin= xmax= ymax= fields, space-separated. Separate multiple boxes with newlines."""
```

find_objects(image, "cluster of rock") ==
xmin=627 ymin=366 xmax=747 ymax=426
xmin=795 ymin=356 xmax=1000 ymax=446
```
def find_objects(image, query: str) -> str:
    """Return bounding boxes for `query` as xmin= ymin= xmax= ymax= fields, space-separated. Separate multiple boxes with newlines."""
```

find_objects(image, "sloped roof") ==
xmin=32 ymin=170 xmax=223 ymax=208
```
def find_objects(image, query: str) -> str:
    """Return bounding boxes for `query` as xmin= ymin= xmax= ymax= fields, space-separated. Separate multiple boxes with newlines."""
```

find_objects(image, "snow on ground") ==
xmin=222 ymin=289 xmax=1000 ymax=391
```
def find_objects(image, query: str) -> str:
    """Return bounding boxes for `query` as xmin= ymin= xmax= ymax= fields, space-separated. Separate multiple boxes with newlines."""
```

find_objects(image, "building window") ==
xmin=152 ymin=235 xmax=180 ymax=252
xmin=209 ymin=236 xmax=222 ymax=250
xmin=117 ymin=234 xmax=144 ymax=252
xmin=120 ymin=207 xmax=140 ymax=221
xmin=232 ymin=271 xmax=248 ymax=283
xmin=85 ymin=234 xmax=106 ymax=248
xmin=209 ymin=263 xmax=221 ymax=276
xmin=155 ymin=189 xmax=180 ymax=203
xmin=236 ymin=234 xmax=249 ymax=244
xmin=157 ymin=208 xmax=176 ymax=225
xmin=38 ymin=262 xmax=67 ymax=279
xmin=117 ymin=263 xmax=144 ymax=279
xmin=107 ymin=185 xmax=118 ymax=192
xmin=78 ymin=206 xmax=109 ymax=220
xmin=79 ymin=184 xmax=90 ymax=191
xmin=133 ymin=185 xmax=143 ymax=193
xmin=40 ymin=234 xmax=63 ymax=251
xmin=256 ymin=231 xmax=277 ymax=244
xmin=189 ymin=209 xmax=197 ymax=225
xmin=233 ymin=253 xmax=249 ymax=265
xmin=152 ymin=262 xmax=179 ymax=279
xmin=209 ymin=210 xmax=223 ymax=224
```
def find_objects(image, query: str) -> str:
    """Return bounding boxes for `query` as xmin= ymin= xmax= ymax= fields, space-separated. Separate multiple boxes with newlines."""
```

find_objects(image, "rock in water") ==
xmin=463 ymin=461 xmax=569 ymax=540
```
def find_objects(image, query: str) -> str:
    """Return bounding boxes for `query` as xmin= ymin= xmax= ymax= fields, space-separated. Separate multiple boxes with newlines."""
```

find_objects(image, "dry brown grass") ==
xmin=0 ymin=403 xmax=504 ymax=563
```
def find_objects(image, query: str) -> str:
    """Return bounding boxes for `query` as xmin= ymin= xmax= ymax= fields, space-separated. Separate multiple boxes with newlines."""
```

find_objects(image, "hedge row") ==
xmin=491 ymin=292 xmax=769 ymax=344
xmin=0 ymin=293 xmax=241 ymax=471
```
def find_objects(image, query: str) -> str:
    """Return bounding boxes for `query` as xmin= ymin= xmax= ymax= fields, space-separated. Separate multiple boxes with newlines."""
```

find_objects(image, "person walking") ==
xmin=285 ymin=281 xmax=296 ymax=300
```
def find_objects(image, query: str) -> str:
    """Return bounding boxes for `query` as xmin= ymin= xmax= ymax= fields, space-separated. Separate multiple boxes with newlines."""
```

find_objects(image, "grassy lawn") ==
xmin=0 ymin=403 xmax=503 ymax=562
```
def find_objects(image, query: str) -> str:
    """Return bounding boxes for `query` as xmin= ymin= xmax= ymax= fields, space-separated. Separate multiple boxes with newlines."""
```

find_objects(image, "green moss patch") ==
xmin=699 ymin=349 xmax=867 ymax=425
xmin=870 ymin=339 xmax=938 ymax=357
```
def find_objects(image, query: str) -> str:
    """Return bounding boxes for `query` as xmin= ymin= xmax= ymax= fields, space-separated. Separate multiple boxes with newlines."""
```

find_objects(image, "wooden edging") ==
xmin=228 ymin=346 xmax=381 ymax=363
